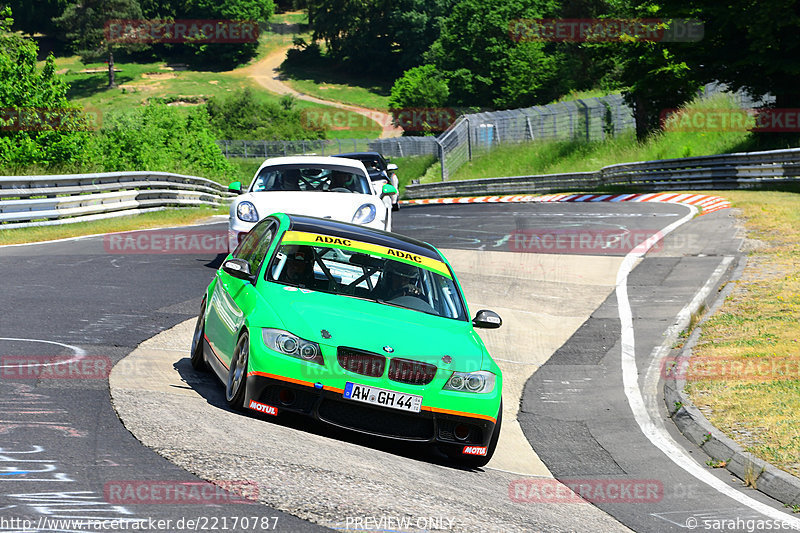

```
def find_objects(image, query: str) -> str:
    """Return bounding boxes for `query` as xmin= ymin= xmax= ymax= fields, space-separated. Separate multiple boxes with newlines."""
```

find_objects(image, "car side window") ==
xmin=231 ymin=219 xmax=277 ymax=276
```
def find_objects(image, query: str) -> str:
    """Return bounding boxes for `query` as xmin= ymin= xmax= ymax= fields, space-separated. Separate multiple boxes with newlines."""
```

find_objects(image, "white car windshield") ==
xmin=267 ymin=242 xmax=467 ymax=321
xmin=251 ymin=165 xmax=371 ymax=195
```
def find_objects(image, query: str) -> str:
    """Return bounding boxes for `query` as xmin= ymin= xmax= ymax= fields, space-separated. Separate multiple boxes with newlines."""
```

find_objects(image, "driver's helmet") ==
xmin=282 ymin=245 xmax=315 ymax=283
xmin=385 ymin=260 xmax=419 ymax=280
xmin=382 ymin=260 xmax=420 ymax=292
xmin=329 ymin=170 xmax=351 ymax=189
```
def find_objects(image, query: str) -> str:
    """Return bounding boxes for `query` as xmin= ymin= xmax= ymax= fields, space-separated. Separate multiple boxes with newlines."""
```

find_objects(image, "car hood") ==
xmin=262 ymin=286 xmax=485 ymax=370
xmin=240 ymin=191 xmax=382 ymax=221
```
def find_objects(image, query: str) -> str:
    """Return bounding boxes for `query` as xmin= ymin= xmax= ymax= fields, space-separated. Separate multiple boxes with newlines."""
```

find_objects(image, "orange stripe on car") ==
xmin=421 ymin=405 xmax=497 ymax=423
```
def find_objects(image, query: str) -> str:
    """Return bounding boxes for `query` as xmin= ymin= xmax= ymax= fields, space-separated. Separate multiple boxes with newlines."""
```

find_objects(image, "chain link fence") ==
xmin=435 ymin=94 xmax=636 ymax=180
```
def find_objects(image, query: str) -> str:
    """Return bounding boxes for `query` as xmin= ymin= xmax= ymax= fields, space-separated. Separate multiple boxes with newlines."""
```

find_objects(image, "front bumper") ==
xmin=243 ymin=373 xmax=498 ymax=448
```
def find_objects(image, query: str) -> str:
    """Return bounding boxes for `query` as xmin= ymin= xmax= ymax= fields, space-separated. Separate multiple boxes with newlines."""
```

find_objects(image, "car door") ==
xmin=205 ymin=219 xmax=278 ymax=368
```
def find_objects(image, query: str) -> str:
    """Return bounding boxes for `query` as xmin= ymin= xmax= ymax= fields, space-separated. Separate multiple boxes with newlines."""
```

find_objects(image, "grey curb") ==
xmin=663 ymin=255 xmax=800 ymax=508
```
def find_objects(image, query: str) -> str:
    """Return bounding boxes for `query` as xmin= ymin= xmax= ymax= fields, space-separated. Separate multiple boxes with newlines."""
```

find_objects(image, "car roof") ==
xmin=284 ymin=214 xmax=441 ymax=261
xmin=257 ymin=155 xmax=368 ymax=173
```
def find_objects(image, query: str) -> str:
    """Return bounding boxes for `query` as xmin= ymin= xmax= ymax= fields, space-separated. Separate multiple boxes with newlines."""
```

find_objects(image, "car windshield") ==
xmin=266 ymin=233 xmax=467 ymax=321
xmin=251 ymin=164 xmax=371 ymax=194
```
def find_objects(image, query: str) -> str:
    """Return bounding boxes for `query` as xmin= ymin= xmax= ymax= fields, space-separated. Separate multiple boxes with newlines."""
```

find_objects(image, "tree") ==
xmin=425 ymin=0 xmax=564 ymax=109
xmin=54 ymin=0 xmax=144 ymax=88
xmin=661 ymin=0 xmax=800 ymax=109
xmin=389 ymin=65 xmax=449 ymax=109
xmin=0 ymin=7 xmax=90 ymax=167
xmin=307 ymin=0 xmax=453 ymax=74
xmin=597 ymin=1 xmax=701 ymax=139
xmin=5 ymin=0 xmax=69 ymax=35
xmin=179 ymin=0 xmax=274 ymax=66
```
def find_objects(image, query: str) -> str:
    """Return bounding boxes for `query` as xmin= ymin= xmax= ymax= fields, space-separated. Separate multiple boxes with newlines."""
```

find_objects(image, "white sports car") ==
xmin=227 ymin=156 xmax=397 ymax=251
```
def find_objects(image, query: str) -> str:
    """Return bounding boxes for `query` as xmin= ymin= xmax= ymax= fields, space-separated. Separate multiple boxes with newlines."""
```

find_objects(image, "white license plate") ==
xmin=343 ymin=382 xmax=422 ymax=413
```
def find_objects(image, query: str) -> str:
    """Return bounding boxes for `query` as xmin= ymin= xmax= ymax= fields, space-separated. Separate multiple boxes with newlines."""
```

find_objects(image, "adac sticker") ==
xmin=462 ymin=446 xmax=487 ymax=456
xmin=280 ymin=230 xmax=451 ymax=278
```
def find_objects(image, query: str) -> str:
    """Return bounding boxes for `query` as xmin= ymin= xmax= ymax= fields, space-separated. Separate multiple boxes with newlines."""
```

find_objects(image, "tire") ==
xmin=190 ymin=298 xmax=208 ymax=371
xmin=441 ymin=400 xmax=503 ymax=469
xmin=226 ymin=331 xmax=250 ymax=410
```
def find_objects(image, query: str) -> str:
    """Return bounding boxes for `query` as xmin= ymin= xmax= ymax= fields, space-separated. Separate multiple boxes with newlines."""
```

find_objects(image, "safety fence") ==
xmin=0 ymin=172 xmax=233 ymax=229
xmin=404 ymin=147 xmax=800 ymax=199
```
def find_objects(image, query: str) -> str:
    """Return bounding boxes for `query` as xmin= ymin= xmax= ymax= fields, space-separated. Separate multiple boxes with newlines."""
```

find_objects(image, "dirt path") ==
xmin=241 ymin=45 xmax=403 ymax=139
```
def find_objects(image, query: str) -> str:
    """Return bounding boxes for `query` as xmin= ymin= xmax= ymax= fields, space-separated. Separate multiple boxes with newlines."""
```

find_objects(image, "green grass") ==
xmin=448 ymin=93 xmax=800 ymax=181
xmin=392 ymin=155 xmax=437 ymax=196
xmin=279 ymin=63 xmax=393 ymax=110
xmin=0 ymin=206 xmax=227 ymax=245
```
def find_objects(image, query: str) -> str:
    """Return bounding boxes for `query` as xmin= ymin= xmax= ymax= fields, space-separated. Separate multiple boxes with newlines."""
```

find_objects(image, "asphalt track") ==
xmin=1 ymin=201 xmax=798 ymax=532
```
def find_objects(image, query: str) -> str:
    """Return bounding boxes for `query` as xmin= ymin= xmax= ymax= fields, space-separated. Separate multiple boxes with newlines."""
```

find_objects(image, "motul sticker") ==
xmin=463 ymin=446 xmax=487 ymax=456
xmin=248 ymin=400 xmax=278 ymax=416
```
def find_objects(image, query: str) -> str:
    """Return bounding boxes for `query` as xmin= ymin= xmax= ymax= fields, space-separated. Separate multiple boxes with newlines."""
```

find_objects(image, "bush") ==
xmin=90 ymin=105 xmax=233 ymax=178
xmin=206 ymin=88 xmax=326 ymax=140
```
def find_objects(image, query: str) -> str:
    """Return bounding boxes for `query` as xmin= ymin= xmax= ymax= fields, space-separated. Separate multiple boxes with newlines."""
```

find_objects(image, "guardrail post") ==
xmin=466 ymin=117 xmax=472 ymax=161
xmin=577 ymin=99 xmax=590 ymax=141
xmin=437 ymin=140 xmax=446 ymax=181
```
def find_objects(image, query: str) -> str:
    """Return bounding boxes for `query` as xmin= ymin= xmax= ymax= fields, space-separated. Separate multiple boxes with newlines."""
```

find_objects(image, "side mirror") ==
xmin=381 ymin=184 xmax=398 ymax=197
xmin=222 ymin=258 xmax=253 ymax=281
xmin=386 ymin=163 xmax=398 ymax=172
xmin=228 ymin=181 xmax=242 ymax=194
xmin=472 ymin=309 xmax=502 ymax=329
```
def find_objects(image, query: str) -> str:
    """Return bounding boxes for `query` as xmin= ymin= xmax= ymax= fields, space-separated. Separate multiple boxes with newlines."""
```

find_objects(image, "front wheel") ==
xmin=440 ymin=400 xmax=503 ymax=469
xmin=190 ymin=298 xmax=208 ymax=371
xmin=226 ymin=332 xmax=250 ymax=410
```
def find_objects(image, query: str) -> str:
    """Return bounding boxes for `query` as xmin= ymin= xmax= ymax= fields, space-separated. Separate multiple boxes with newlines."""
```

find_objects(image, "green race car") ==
xmin=191 ymin=213 xmax=503 ymax=467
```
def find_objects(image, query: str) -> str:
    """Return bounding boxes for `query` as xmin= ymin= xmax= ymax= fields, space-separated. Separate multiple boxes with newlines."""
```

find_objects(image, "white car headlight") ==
xmin=237 ymin=201 xmax=259 ymax=223
xmin=443 ymin=371 xmax=496 ymax=394
xmin=262 ymin=328 xmax=323 ymax=365
xmin=352 ymin=204 xmax=377 ymax=225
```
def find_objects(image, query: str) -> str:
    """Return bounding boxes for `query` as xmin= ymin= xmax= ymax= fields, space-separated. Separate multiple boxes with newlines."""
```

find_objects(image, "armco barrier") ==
xmin=0 ymin=171 xmax=234 ymax=229
xmin=404 ymin=147 xmax=800 ymax=199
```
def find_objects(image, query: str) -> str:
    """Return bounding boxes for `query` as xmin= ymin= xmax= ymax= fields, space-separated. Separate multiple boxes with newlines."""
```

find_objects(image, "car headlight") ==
xmin=443 ymin=371 xmax=496 ymax=394
xmin=352 ymin=204 xmax=376 ymax=225
xmin=237 ymin=201 xmax=259 ymax=223
xmin=262 ymin=328 xmax=323 ymax=365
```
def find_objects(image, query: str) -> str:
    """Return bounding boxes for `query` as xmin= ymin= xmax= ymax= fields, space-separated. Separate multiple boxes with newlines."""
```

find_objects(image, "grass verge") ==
xmin=685 ymin=190 xmax=800 ymax=478
xmin=0 ymin=206 xmax=227 ymax=246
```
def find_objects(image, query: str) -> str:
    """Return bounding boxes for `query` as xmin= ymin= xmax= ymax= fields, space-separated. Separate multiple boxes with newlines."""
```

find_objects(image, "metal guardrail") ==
xmin=0 ymin=171 xmax=234 ymax=229
xmin=404 ymin=147 xmax=800 ymax=199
